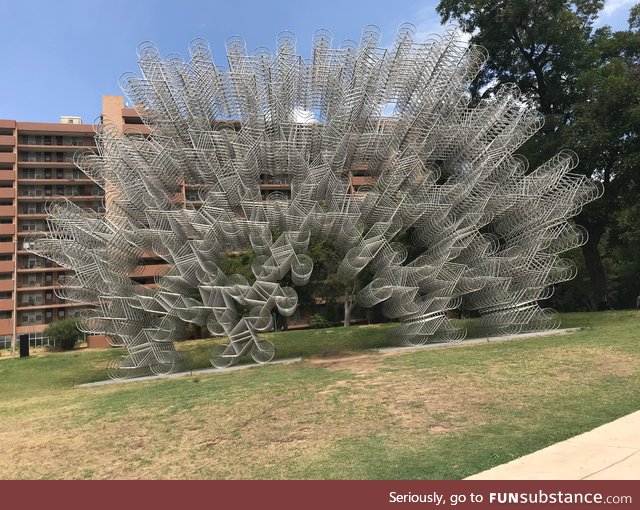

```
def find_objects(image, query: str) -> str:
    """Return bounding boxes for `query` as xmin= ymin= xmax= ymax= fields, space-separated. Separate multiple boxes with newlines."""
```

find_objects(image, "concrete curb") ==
xmin=375 ymin=327 xmax=581 ymax=354
xmin=77 ymin=356 xmax=303 ymax=388
xmin=78 ymin=327 xmax=580 ymax=388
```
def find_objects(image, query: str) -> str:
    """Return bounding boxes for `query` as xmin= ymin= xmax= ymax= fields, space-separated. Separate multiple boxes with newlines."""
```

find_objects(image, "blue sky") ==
xmin=0 ymin=0 xmax=636 ymax=123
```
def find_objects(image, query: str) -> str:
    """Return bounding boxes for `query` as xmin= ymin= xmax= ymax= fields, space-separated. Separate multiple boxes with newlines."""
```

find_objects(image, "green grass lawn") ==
xmin=181 ymin=322 xmax=397 ymax=369
xmin=0 ymin=310 xmax=638 ymax=479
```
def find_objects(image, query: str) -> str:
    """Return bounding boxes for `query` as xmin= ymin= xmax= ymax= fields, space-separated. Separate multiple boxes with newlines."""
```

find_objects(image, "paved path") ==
xmin=376 ymin=327 xmax=580 ymax=354
xmin=78 ymin=327 xmax=579 ymax=388
xmin=77 ymin=357 xmax=302 ymax=388
xmin=467 ymin=411 xmax=640 ymax=480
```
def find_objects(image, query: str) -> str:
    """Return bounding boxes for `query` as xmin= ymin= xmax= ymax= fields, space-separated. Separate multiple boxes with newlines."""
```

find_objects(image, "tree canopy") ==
xmin=438 ymin=0 xmax=640 ymax=309
xmin=44 ymin=319 xmax=82 ymax=350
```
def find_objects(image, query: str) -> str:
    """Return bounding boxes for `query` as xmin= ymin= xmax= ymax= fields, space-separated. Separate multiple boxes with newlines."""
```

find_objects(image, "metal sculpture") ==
xmin=30 ymin=25 xmax=601 ymax=379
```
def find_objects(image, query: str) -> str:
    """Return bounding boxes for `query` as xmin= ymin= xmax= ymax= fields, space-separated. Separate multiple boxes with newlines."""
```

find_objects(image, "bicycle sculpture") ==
xmin=30 ymin=25 xmax=601 ymax=379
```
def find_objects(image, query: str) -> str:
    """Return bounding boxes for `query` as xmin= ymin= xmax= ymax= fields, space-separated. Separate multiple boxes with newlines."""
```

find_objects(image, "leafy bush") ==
xmin=44 ymin=319 xmax=82 ymax=350
xmin=309 ymin=314 xmax=331 ymax=329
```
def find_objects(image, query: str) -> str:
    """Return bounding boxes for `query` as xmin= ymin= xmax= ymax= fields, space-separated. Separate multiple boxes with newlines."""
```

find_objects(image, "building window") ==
xmin=0 ymin=335 xmax=11 ymax=349
xmin=21 ymin=312 xmax=38 ymax=324
xmin=21 ymin=222 xmax=38 ymax=231
xmin=23 ymin=274 xmax=38 ymax=285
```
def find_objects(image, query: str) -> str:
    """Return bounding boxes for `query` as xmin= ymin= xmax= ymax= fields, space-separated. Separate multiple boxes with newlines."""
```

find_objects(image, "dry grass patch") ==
xmin=1 ymin=311 xmax=639 ymax=479
xmin=0 ymin=345 xmax=633 ymax=478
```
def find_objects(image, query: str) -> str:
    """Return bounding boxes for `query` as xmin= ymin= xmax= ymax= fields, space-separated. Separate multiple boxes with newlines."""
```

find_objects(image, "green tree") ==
xmin=215 ymin=249 xmax=256 ymax=283
xmin=562 ymin=21 xmax=640 ymax=308
xmin=306 ymin=240 xmax=367 ymax=327
xmin=437 ymin=0 xmax=602 ymax=116
xmin=44 ymin=319 xmax=82 ymax=350
xmin=606 ymin=204 xmax=640 ymax=307
xmin=437 ymin=0 xmax=640 ymax=310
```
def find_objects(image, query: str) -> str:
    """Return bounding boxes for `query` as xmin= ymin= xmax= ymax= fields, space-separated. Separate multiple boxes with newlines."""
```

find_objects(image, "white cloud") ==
xmin=602 ymin=0 xmax=635 ymax=16
xmin=412 ymin=3 xmax=471 ymax=44
xmin=412 ymin=4 xmax=446 ymax=41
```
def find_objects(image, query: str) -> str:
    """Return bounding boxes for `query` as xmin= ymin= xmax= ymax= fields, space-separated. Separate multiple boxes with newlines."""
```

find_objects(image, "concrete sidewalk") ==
xmin=467 ymin=411 xmax=640 ymax=480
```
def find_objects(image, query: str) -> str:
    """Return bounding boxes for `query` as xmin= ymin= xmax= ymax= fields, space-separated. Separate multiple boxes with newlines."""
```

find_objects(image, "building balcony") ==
xmin=0 ymin=318 xmax=13 ymax=336
xmin=17 ymin=284 xmax=55 ymax=291
xmin=17 ymin=301 xmax=78 ymax=311
xmin=17 ymin=177 xmax=93 ymax=183
xmin=0 ymin=299 xmax=14 ymax=312
xmin=17 ymin=161 xmax=75 ymax=167
xmin=16 ymin=323 xmax=48 ymax=334
xmin=17 ymin=243 xmax=54 ymax=254
xmin=0 ymin=153 xmax=16 ymax=165
xmin=18 ymin=231 xmax=47 ymax=240
xmin=16 ymin=143 xmax=95 ymax=151
xmin=122 ymin=107 xmax=140 ymax=118
xmin=17 ymin=194 xmax=104 ymax=202
xmin=0 ymin=205 xmax=15 ymax=216
xmin=0 ymin=279 xmax=13 ymax=292
xmin=0 ymin=170 xmax=16 ymax=181
xmin=0 ymin=187 xmax=15 ymax=199
xmin=0 ymin=260 xmax=14 ymax=273
xmin=0 ymin=224 xmax=15 ymax=236
xmin=18 ymin=213 xmax=47 ymax=219
xmin=15 ymin=121 xmax=94 ymax=134
xmin=0 ymin=242 xmax=14 ymax=253
xmin=123 ymin=124 xmax=151 ymax=135
xmin=17 ymin=265 xmax=65 ymax=273
xmin=0 ymin=135 xmax=15 ymax=148
xmin=17 ymin=231 xmax=50 ymax=241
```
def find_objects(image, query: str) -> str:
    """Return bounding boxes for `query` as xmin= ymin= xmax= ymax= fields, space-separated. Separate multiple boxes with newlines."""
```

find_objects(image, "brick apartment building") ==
xmin=0 ymin=97 xmax=160 ymax=350
xmin=0 ymin=96 xmax=371 ymax=350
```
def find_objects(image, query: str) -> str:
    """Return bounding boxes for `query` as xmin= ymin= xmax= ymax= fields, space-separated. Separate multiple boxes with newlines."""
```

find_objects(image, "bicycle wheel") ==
xmin=106 ymin=357 xmax=127 ymax=380
xmin=250 ymin=340 xmax=275 ymax=364
xmin=150 ymin=361 xmax=175 ymax=375
xmin=210 ymin=344 xmax=236 ymax=369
